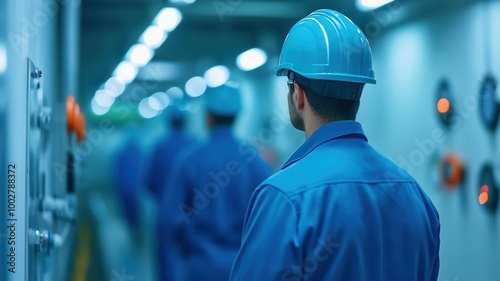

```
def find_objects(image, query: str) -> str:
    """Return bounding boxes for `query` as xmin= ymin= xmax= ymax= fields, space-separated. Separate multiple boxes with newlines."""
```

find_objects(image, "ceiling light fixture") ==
xmin=138 ymin=97 xmax=161 ymax=118
xmin=169 ymin=0 xmax=196 ymax=4
xmin=185 ymin=76 xmax=207 ymax=97
xmin=113 ymin=61 xmax=138 ymax=84
xmin=94 ymin=90 xmax=115 ymax=108
xmin=236 ymin=48 xmax=267 ymax=71
xmin=141 ymin=25 xmax=167 ymax=49
xmin=357 ymin=0 xmax=394 ymax=11
xmin=127 ymin=44 xmax=154 ymax=67
xmin=152 ymin=92 xmax=170 ymax=109
xmin=104 ymin=77 xmax=126 ymax=97
xmin=156 ymin=8 xmax=182 ymax=32
xmin=91 ymin=97 xmax=111 ymax=116
xmin=204 ymin=65 xmax=230 ymax=88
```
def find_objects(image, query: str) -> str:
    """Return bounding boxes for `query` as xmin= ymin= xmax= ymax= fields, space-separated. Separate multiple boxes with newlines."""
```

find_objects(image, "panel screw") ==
xmin=38 ymin=107 xmax=52 ymax=130
xmin=32 ymin=68 xmax=42 ymax=79
xmin=34 ymin=230 xmax=49 ymax=252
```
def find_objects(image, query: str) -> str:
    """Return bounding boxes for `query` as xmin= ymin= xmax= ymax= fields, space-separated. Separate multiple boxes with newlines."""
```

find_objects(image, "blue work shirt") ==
xmin=163 ymin=125 xmax=272 ymax=281
xmin=148 ymin=128 xmax=197 ymax=281
xmin=113 ymin=139 xmax=145 ymax=229
xmin=230 ymin=120 xmax=440 ymax=281
xmin=147 ymin=128 xmax=196 ymax=201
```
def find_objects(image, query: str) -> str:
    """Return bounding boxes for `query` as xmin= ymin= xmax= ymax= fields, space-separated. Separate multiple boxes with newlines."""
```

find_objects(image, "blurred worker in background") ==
xmin=147 ymin=107 xmax=197 ymax=281
xmin=112 ymin=123 xmax=146 ymax=237
xmin=230 ymin=9 xmax=440 ymax=281
xmin=161 ymin=84 xmax=272 ymax=281
xmin=146 ymin=107 xmax=196 ymax=203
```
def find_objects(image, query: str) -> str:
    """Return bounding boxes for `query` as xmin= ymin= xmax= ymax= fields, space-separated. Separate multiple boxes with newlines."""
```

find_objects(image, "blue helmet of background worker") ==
xmin=205 ymin=83 xmax=242 ymax=122
xmin=276 ymin=9 xmax=376 ymax=100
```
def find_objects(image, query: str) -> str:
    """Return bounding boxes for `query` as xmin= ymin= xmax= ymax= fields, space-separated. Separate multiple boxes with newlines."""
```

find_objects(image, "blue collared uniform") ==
xmin=230 ymin=121 xmax=440 ymax=281
xmin=113 ymin=138 xmax=144 ymax=229
xmin=149 ymin=128 xmax=197 ymax=281
xmin=147 ymin=128 xmax=196 ymax=202
xmin=163 ymin=126 xmax=272 ymax=281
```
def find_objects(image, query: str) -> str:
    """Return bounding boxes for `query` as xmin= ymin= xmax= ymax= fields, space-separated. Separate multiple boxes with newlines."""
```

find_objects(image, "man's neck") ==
xmin=304 ymin=116 xmax=328 ymax=139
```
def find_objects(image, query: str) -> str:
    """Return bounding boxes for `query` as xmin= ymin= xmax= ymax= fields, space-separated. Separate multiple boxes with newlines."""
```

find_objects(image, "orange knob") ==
xmin=440 ymin=153 xmax=463 ymax=189
xmin=76 ymin=112 xmax=86 ymax=143
xmin=66 ymin=96 xmax=76 ymax=134
xmin=73 ymin=103 xmax=82 ymax=137
xmin=66 ymin=95 xmax=87 ymax=143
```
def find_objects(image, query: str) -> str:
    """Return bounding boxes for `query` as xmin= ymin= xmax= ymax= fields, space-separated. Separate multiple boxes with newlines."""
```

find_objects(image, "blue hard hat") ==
xmin=205 ymin=84 xmax=241 ymax=116
xmin=276 ymin=9 xmax=376 ymax=85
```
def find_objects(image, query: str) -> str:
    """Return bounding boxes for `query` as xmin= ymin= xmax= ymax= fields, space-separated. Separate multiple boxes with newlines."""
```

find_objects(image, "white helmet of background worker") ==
xmin=275 ymin=9 xmax=376 ymax=100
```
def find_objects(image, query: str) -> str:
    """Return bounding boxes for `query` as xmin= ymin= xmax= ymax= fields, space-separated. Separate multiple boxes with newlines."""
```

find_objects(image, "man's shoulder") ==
xmin=261 ymin=145 xmax=420 ymax=196
xmin=259 ymin=162 xmax=311 ymax=196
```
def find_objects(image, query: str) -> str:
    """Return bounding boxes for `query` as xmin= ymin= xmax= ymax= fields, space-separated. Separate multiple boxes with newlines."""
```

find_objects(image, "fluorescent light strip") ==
xmin=236 ymin=48 xmax=267 ymax=71
xmin=204 ymin=65 xmax=230 ymax=88
xmin=94 ymin=6 xmax=187 ymax=115
xmin=357 ymin=0 xmax=394 ymax=10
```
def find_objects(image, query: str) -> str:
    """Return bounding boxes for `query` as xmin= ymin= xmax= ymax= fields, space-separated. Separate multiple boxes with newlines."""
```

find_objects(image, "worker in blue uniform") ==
xmin=230 ymin=9 xmax=440 ymax=281
xmin=147 ymin=107 xmax=196 ymax=202
xmin=162 ymin=84 xmax=272 ymax=281
xmin=147 ymin=108 xmax=197 ymax=281
xmin=113 ymin=125 xmax=145 ymax=231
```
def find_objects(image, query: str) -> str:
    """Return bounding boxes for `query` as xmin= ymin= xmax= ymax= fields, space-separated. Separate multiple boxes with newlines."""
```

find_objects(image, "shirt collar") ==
xmin=282 ymin=120 xmax=368 ymax=170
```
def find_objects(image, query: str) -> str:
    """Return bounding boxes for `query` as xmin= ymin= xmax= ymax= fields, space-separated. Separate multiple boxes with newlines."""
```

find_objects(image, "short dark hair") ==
xmin=210 ymin=113 xmax=236 ymax=126
xmin=295 ymin=83 xmax=360 ymax=122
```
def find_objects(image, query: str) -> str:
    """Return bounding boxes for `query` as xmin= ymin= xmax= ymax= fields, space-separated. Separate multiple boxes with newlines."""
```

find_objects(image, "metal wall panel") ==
xmin=1 ymin=1 xmax=80 ymax=280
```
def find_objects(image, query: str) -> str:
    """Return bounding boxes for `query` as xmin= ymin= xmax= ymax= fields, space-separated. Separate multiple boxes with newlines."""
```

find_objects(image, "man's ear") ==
xmin=293 ymin=83 xmax=306 ymax=111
